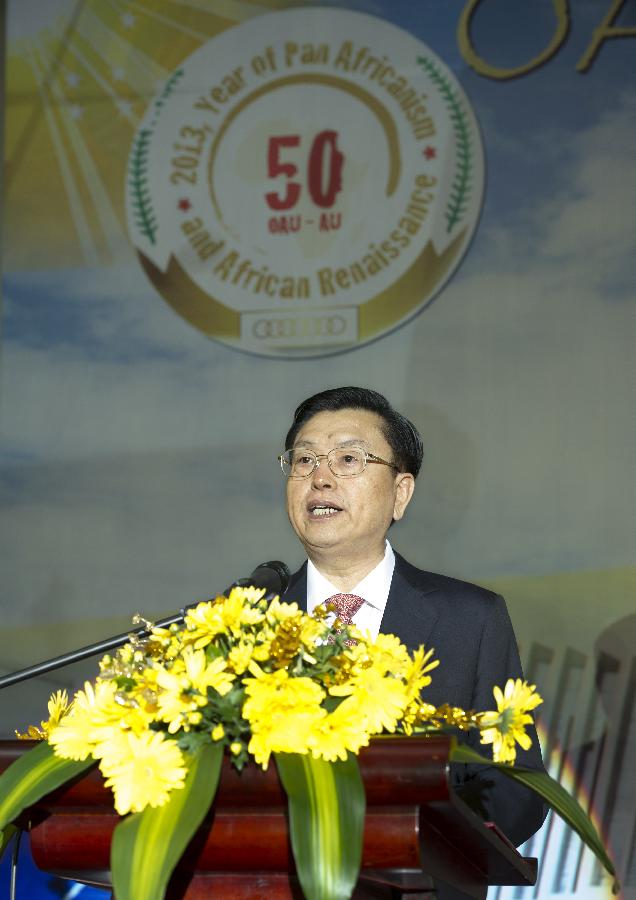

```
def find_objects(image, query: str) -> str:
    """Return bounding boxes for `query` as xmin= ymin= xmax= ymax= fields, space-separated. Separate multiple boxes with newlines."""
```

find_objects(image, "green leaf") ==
xmin=450 ymin=743 xmax=617 ymax=885
xmin=111 ymin=741 xmax=223 ymax=900
xmin=0 ymin=741 xmax=94 ymax=831
xmin=275 ymin=752 xmax=365 ymax=900
xmin=0 ymin=824 xmax=19 ymax=861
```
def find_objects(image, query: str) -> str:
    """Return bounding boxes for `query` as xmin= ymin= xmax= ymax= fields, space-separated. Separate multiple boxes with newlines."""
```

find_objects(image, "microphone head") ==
xmin=250 ymin=560 xmax=291 ymax=596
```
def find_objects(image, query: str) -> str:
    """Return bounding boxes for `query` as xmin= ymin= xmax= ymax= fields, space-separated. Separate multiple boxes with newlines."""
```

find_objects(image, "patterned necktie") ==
xmin=327 ymin=593 xmax=366 ymax=625
xmin=326 ymin=593 xmax=365 ymax=645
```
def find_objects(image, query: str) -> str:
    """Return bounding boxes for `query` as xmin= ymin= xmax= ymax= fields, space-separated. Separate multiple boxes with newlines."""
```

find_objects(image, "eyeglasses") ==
xmin=278 ymin=446 xmax=398 ymax=478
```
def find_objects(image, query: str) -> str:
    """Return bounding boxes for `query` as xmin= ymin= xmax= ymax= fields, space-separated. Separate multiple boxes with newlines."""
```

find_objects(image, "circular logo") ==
xmin=126 ymin=8 xmax=484 ymax=357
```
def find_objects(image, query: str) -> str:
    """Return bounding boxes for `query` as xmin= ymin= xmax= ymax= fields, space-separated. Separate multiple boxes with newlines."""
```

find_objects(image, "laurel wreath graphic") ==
xmin=128 ymin=70 xmax=185 ymax=246
xmin=154 ymin=68 xmax=184 ymax=110
xmin=416 ymin=56 xmax=473 ymax=234
xmin=128 ymin=129 xmax=157 ymax=245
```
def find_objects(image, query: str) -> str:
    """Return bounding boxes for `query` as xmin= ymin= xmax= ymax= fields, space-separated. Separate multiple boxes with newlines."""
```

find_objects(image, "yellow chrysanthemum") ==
xmin=155 ymin=675 xmax=205 ymax=734
xmin=366 ymin=633 xmax=412 ymax=676
xmin=307 ymin=701 xmax=370 ymax=761
xmin=99 ymin=730 xmax=187 ymax=814
xmin=299 ymin=615 xmax=326 ymax=649
xmin=227 ymin=639 xmax=256 ymax=674
xmin=17 ymin=689 xmax=73 ymax=740
xmin=404 ymin=645 xmax=439 ymax=703
xmin=251 ymin=635 xmax=275 ymax=661
xmin=46 ymin=690 xmax=71 ymax=728
xmin=479 ymin=678 xmax=543 ymax=764
xmin=330 ymin=667 xmax=408 ymax=734
xmin=248 ymin=705 xmax=326 ymax=768
xmin=265 ymin=596 xmax=301 ymax=625
xmin=154 ymin=647 xmax=234 ymax=733
xmin=182 ymin=646 xmax=235 ymax=696
xmin=49 ymin=681 xmax=119 ymax=760
xmin=184 ymin=589 xmax=266 ymax=649
xmin=243 ymin=664 xmax=327 ymax=766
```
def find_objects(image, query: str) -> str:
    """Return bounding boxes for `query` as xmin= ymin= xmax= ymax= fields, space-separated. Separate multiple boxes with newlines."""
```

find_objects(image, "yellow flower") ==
xmin=211 ymin=724 xmax=225 ymax=741
xmin=331 ymin=669 xmax=408 ymax=734
xmin=251 ymin=636 xmax=274 ymax=661
xmin=243 ymin=665 xmax=327 ymax=767
xmin=299 ymin=615 xmax=325 ymax=649
xmin=155 ymin=673 xmax=205 ymax=735
xmin=46 ymin=690 xmax=71 ymax=728
xmin=184 ymin=588 xmax=266 ymax=648
xmin=182 ymin=646 xmax=234 ymax=696
xmin=404 ymin=645 xmax=439 ymax=703
xmin=49 ymin=681 xmax=119 ymax=760
xmin=366 ymin=633 xmax=412 ymax=676
xmin=99 ymin=731 xmax=187 ymax=814
xmin=227 ymin=639 xmax=255 ymax=674
xmin=265 ymin=596 xmax=301 ymax=625
xmin=307 ymin=702 xmax=370 ymax=761
xmin=154 ymin=647 xmax=234 ymax=734
xmin=479 ymin=679 xmax=543 ymax=764
xmin=329 ymin=642 xmax=410 ymax=734
xmin=16 ymin=689 xmax=71 ymax=740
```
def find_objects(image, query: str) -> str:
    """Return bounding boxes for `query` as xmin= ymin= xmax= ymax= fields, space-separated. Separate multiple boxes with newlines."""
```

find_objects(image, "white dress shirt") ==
xmin=306 ymin=541 xmax=396 ymax=640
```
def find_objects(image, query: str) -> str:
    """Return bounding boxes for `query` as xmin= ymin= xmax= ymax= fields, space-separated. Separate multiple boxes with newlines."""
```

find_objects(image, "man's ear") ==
xmin=393 ymin=473 xmax=415 ymax=521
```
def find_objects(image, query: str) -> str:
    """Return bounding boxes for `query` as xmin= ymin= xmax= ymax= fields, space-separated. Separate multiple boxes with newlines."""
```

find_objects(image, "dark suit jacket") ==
xmin=287 ymin=552 xmax=547 ymax=898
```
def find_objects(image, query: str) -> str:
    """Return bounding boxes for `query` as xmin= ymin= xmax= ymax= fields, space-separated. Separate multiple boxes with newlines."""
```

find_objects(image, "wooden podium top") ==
xmin=0 ymin=736 xmax=537 ymax=899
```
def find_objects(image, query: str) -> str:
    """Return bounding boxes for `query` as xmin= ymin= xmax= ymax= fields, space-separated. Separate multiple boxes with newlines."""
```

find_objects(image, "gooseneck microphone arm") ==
xmin=0 ymin=561 xmax=290 ymax=691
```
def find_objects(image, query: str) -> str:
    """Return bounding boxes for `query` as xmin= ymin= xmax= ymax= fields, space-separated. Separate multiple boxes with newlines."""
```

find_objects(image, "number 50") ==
xmin=265 ymin=130 xmax=344 ymax=211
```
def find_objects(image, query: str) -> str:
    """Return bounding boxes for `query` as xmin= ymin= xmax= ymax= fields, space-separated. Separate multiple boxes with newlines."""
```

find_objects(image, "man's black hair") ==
xmin=285 ymin=386 xmax=424 ymax=478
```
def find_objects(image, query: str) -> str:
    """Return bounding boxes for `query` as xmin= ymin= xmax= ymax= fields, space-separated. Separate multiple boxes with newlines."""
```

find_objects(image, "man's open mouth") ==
xmin=308 ymin=503 xmax=342 ymax=518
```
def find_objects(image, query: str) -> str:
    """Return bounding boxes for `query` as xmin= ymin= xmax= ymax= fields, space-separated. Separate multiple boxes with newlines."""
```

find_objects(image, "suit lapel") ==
xmin=285 ymin=563 xmax=308 ymax=611
xmin=379 ymin=554 xmax=441 ymax=651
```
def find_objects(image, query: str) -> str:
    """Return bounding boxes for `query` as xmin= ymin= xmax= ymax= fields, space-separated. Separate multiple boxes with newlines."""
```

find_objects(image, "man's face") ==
xmin=285 ymin=408 xmax=414 ymax=564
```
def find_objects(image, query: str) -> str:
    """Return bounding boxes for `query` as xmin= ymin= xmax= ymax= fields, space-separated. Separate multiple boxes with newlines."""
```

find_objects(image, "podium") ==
xmin=0 ymin=736 xmax=537 ymax=899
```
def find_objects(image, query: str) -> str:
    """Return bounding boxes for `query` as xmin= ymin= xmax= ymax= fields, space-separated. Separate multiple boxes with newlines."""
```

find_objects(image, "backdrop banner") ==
xmin=1 ymin=2 xmax=634 ymax=898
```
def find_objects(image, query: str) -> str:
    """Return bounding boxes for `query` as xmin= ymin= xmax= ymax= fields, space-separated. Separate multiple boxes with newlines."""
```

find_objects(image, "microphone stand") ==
xmin=0 ymin=561 xmax=290 ymax=691
xmin=0 ymin=605 xmax=196 ymax=690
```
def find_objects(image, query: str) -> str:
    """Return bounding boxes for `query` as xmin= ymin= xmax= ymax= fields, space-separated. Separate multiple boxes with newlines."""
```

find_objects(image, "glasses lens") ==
xmin=283 ymin=449 xmax=317 ymax=477
xmin=329 ymin=448 xmax=366 ymax=476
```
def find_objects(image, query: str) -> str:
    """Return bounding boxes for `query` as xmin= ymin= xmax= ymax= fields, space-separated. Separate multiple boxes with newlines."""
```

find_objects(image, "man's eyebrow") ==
xmin=293 ymin=438 xmax=372 ymax=449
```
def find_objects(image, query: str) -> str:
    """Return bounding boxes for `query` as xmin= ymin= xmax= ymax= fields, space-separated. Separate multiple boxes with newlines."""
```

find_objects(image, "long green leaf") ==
xmin=0 ymin=741 xmax=94 ymax=830
xmin=111 ymin=741 xmax=223 ymax=900
xmin=275 ymin=752 xmax=365 ymax=900
xmin=450 ymin=743 xmax=617 ymax=884
xmin=0 ymin=824 xmax=19 ymax=861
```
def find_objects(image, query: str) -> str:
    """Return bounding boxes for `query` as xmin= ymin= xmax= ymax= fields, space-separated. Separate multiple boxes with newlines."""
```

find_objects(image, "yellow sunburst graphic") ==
xmin=4 ymin=0 xmax=279 ymax=270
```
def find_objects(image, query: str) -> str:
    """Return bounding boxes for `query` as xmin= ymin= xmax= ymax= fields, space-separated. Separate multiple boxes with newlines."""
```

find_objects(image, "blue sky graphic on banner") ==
xmin=1 ymin=1 xmax=635 ymax=897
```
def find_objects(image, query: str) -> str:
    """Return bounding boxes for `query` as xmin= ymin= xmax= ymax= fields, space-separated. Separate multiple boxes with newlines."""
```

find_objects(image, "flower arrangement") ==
xmin=0 ymin=586 xmax=616 ymax=900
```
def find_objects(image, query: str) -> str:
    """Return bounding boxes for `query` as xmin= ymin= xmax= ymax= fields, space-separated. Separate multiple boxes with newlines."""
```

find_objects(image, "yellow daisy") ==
xmin=404 ymin=645 xmax=439 ymax=703
xmin=307 ymin=701 xmax=370 ymax=761
xmin=479 ymin=678 xmax=543 ymax=764
xmin=99 ymin=731 xmax=187 ymax=814
xmin=366 ymin=633 xmax=412 ymax=676
xmin=330 ymin=667 xmax=408 ymax=734
xmin=227 ymin=639 xmax=256 ymax=674
xmin=243 ymin=665 xmax=327 ymax=766
xmin=49 ymin=681 xmax=119 ymax=760
xmin=184 ymin=589 xmax=265 ymax=649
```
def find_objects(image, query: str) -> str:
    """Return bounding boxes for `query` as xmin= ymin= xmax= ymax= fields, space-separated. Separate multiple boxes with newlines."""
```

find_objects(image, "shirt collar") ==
xmin=306 ymin=541 xmax=395 ymax=613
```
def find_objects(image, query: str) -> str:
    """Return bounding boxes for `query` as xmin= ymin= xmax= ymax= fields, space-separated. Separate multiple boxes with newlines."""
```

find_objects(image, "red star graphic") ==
xmin=178 ymin=198 xmax=191 ymax=212
xmin=423 ymin=146 xmax=437 ymax=160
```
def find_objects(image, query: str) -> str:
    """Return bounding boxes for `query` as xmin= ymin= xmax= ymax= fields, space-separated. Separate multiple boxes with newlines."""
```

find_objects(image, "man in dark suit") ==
xmin=279 ymin=386 xmax=547 ymax=899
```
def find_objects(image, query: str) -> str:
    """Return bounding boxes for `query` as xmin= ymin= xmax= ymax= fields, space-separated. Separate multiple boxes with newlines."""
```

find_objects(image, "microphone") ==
xmin=231 ymin=560 xmax=291 ymax=597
